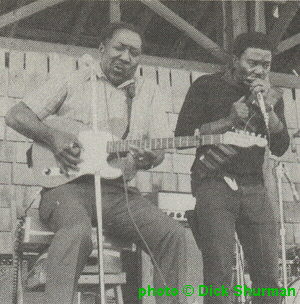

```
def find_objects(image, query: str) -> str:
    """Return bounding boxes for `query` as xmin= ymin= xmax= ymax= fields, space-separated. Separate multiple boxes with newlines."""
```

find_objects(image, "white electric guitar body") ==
xmin=31 ymin=118 xmax=268 ymax=188
xmin=32 ymin=130 xmax=123 ymax=188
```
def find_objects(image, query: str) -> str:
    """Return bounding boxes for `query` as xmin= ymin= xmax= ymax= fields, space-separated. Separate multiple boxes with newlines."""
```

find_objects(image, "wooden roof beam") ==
xmin=170 ymin=1 xmax=209 ymax=58
xmin=139 ymin=0 xmax=228 ymax=63
xmin=68 ymin=2 xmax=94 ymax=45
xmin=0 ymin=0 xmax=66 ymax=29
xmin=8 ymin=0 xmax=29 ymax=38
xmin=268 ymin=1 xmax=300 ymax=50
xmin=10 ymin=26 xmax=101 ymax=46
xmin=277 ymin=33 xmax=300 ymax=54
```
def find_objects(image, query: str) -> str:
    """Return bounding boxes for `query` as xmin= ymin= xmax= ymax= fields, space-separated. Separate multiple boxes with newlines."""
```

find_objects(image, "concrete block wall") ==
xmin=274 ymin=89 xmax=300 ymax=247
xmin=0 ymin=48 xmax=299 ymax=254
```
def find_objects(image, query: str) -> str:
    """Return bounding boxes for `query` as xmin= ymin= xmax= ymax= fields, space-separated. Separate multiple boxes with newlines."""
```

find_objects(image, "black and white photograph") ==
xmin=0 ymin=1 xmax=300 ymax=303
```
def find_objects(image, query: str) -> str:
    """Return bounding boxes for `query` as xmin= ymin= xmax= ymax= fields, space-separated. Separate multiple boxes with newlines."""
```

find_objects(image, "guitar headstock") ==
xmin=223 ymin=131 xmax=268 ymax=148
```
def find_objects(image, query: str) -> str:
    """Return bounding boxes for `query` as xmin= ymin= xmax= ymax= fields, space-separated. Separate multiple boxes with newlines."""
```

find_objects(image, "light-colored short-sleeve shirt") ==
xmin=23 ymin=62 xmax=171 ymax=140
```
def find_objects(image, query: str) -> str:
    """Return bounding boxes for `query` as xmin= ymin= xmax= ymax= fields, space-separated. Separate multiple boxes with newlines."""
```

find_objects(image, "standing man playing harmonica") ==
xmin=6 ymin=22 xmax=186 ymax=304
xmin=175 ymin=32 xmax=290 ymax=304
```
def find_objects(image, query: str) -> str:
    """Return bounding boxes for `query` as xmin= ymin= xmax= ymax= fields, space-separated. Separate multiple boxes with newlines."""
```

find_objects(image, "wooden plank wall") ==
xmin=0 ymin=49 xmax=300 ymax=254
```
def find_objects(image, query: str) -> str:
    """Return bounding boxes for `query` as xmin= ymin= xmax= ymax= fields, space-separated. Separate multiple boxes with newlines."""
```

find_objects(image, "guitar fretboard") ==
xmin=107 ymin=135 xmax=224 ymax=153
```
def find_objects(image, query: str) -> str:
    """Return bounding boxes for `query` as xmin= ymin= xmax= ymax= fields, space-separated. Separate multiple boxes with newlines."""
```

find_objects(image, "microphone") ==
xmin=257 ymin=92 xmax=269 ymax=127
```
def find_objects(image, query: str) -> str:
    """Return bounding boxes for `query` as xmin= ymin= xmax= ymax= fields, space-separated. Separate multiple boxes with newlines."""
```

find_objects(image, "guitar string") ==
xmin=103 ymin=82 xmax=167 ymax=287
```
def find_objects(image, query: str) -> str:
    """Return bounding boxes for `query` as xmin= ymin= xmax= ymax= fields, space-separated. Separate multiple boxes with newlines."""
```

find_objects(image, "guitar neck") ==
xmin=107 ymin=134 xmax=225 ymax=153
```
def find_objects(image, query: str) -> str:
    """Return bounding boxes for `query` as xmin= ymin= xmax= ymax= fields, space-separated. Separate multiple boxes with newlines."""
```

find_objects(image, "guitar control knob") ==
xmin=176 ymin=212 xmax=182 ymax=219
xmin=43 ymin=168 xmax=51 ymax=176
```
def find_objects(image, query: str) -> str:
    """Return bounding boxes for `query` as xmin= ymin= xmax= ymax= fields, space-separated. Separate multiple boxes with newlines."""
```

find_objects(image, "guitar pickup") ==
xmin=218 ymin=144 xmax=238 ymax=156
xmin=206 ymin=148 xmax=228 ymax=164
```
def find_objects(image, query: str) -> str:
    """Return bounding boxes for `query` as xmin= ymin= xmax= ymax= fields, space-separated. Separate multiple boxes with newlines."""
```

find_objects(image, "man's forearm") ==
xmin=268 ymin=110 xmax=284 ymax=133
xmin=5 ymin=102 xmax=54 ymax=146
xmin=199 ymin=117 xmax=234 ymax=135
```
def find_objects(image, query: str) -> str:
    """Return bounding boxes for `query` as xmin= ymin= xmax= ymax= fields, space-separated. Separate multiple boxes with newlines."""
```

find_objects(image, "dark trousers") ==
xmin=39 ymin=178 xmax=186 ymax=304
xmin=194 ymin=178 xmax=280 ymax=304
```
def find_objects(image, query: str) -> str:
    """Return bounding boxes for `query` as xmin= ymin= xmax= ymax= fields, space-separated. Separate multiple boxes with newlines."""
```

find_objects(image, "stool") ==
xmin=18 ymin=213 xmax=133 ymax=304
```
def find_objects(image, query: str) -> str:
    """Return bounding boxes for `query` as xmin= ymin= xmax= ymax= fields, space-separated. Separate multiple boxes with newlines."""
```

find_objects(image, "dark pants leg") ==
xmin=195 ymin=179 xmax=280 ymax=304
xmin=195 ymin=179 xmax=239 ymax=304
xmin=39 ymin=179 xmax=186 ymax=304
xmin=236 ymin=184 xmax=280 ymax=304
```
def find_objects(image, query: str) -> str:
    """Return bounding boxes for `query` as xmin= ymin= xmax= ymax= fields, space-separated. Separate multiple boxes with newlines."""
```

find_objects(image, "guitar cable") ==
xmin=103 ymin=82 xmax=167 ymax=287
xmin=12 ymin=190 xmax=41 ymax=304
xmin=117 ymin=150 xmax=167 ymax=287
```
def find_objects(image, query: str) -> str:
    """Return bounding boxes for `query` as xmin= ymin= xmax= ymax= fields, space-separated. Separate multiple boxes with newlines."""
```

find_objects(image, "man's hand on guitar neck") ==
xmin=129 ymin=146 xmax=165 ymax=170
xmin=49 ymin=128 xmax=83 ymax=175
xmin=110 ymin=148 xmax=164 ymax=182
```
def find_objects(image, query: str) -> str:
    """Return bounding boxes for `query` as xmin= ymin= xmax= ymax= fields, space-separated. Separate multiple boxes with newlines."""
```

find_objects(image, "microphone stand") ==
xmin=276 ymin=162 xmax=288 ymax=303
xmin=276 ymin=161 xmax=299 ymax=304
xmin=90 ymin=61 xmax=106 ymax=304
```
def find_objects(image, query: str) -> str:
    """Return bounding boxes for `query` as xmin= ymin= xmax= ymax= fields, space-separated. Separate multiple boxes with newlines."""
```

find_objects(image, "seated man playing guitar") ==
xmin=5 ymin=23 xmax=187 ymax=304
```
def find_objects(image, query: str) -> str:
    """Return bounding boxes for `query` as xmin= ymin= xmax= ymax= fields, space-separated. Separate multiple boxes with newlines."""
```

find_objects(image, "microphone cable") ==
xmin=244 ymin=92 xmax=271 ymax=149
xmin=116 ymin=149 xmax=168 ymax=287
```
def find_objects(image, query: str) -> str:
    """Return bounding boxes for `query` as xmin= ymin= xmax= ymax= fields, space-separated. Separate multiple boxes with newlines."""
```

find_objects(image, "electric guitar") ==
xmin=31 ymin=119 xmax=267 ymax=188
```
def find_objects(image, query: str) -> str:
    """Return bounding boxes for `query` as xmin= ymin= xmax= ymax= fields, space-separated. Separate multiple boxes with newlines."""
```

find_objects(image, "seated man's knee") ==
xmin=73 ymin=221 xmax=92 ymax=240
xmin=45 ymin=203 xmax=92 ymax=232
xmin=166 ymin=223 xmax=186 ymax=248
xmin=57 ymin=221 xmax=93 ymax=250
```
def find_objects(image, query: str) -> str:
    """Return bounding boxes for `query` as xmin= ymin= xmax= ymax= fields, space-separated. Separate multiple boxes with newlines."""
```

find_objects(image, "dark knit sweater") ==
xmin=175 ymin=72 xmax=290 ymax=185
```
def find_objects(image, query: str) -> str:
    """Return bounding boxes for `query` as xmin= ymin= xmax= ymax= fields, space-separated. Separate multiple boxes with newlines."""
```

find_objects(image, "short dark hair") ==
xmin=233 ymin=32 xmax=274 ymax=58
xmin=100 ymin=22 xmax=142 ymax=45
